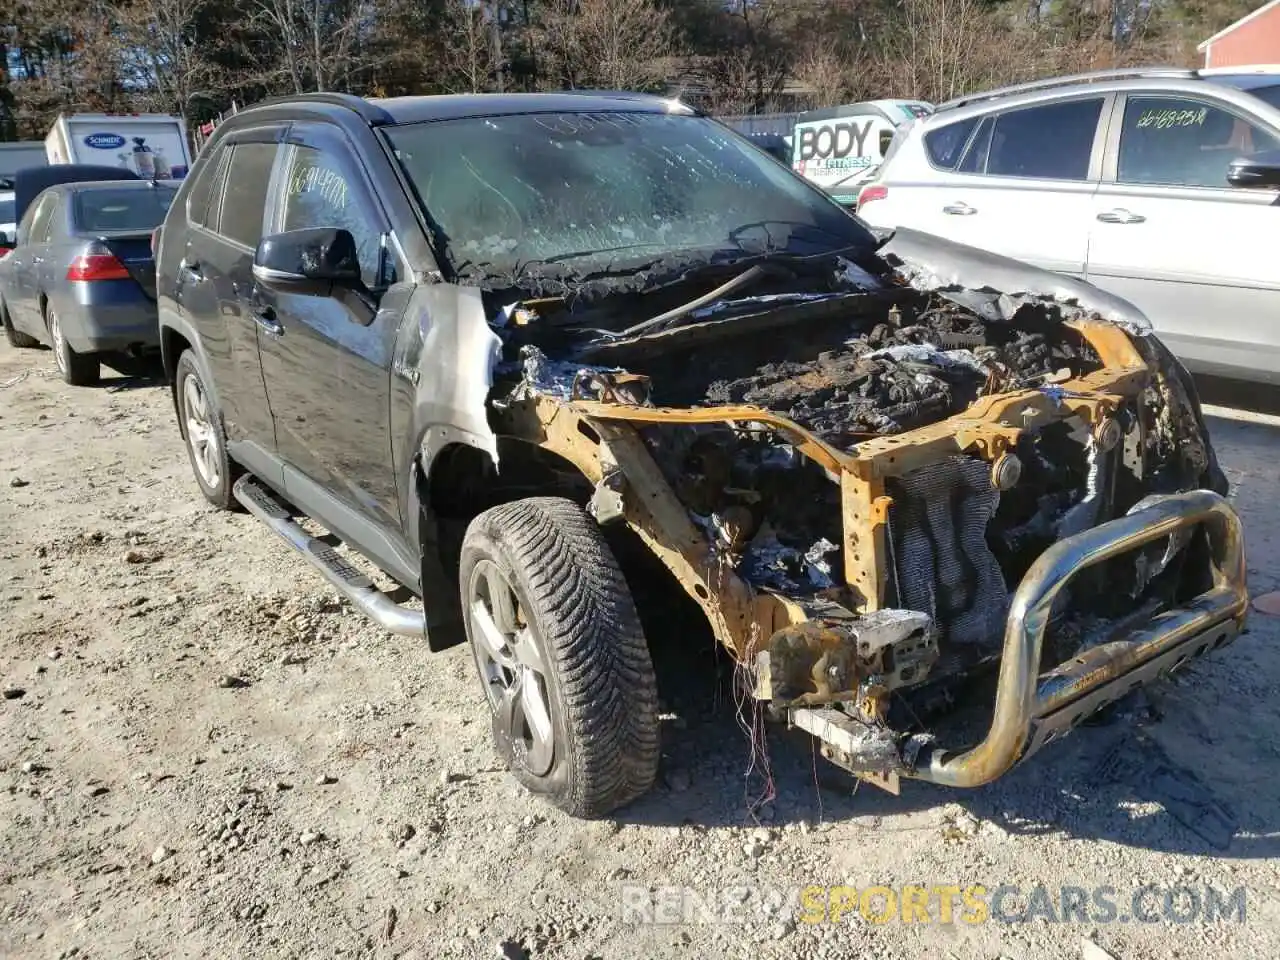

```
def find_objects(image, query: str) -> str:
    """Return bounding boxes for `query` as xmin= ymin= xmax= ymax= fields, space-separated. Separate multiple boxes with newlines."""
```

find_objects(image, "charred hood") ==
xmin=488 ymin=228 xmax=1159 ymax=450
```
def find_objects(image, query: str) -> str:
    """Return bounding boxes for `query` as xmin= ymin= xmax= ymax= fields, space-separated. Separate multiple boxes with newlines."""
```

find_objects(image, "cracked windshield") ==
xmin=386 ymin=111 xmax=877 ymax=280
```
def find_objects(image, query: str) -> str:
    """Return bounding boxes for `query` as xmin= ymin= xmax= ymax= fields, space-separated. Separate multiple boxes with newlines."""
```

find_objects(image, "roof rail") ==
xmin=936 ymin=66 xmax=1199 ymax=112
xmin=250 ymin=91 xmax=396 ymax=125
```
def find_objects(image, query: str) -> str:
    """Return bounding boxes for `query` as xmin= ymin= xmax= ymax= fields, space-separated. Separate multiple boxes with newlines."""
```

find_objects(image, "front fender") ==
xmin=390 ymin=281 xmax=502 ymax=650
xmin=879 ymin=226 xmax=1153 ymax=330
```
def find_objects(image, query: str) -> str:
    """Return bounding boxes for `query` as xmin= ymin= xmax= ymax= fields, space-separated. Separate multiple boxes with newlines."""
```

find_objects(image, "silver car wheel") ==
xmin=183 ymin=374 xmax=221 ymax=490
xmin=467 ymin=558 xmax=556 ymax=777
xmin=49 ymin=310 xmax=67 ymax=374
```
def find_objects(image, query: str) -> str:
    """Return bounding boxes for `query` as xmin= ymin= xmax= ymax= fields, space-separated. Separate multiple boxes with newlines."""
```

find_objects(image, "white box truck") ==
xmin=791 ymin=99 xmax=933 ymax=206
xmin=45 ymin=113 xmax=193 ymax=180
xmin=0 ymin=141 xmax=49 ymax=183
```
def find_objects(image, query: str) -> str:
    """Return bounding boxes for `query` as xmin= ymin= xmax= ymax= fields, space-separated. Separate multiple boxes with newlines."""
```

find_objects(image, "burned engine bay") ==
xmin=481 ymin=246 xmax=1229 ymax=783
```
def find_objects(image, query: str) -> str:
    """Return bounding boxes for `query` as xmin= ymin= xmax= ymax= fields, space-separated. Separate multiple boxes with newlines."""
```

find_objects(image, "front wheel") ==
xmin=176 ymin=350 xmax=238 ymax=510
xmin=48 ymin=308 xmax=100 ymax=386
xmin=459 ymin=497 xmax=660 ymax=818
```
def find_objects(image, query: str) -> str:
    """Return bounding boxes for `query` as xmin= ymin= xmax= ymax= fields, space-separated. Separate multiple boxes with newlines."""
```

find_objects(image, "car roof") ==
xmin=12 ymin=164 xmax=143 ymax=223
xmin=62 ymin=179 xmax=177 ymax=193
xmin=232 ymin=90 xmax=695 ymax=128
xmin=922 ymin=68 xmax=1280 ymax=128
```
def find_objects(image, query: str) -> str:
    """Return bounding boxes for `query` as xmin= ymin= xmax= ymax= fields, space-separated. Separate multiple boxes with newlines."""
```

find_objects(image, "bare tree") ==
xmin=116 ymin=0 xmax=223 ymax=119
xmin=246 ymin=0 xmax=374 ymax=94
xmin=537 ymin=0 xmax=674 ymax=92
xmin=440 ymin=0 xmax=494 ymax=93
xmin=716 ymin=0 xmax=792 ymax=113
xmin=792 ymin=48 xmax=853 ymax=110
xmin=873 ymin=0 xmax=1001 ymax=102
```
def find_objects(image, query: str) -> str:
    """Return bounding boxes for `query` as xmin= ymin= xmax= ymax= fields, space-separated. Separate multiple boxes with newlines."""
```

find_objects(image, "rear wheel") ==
xmin=2 ymin=301 xmax=40 ymax=349
xmin=176 ymin=350 xmax=238 ymax=510
xmin=48 ymin=307 xmax=100 ymax=386
xmin=459 ymin=497 xmax=660 ymax=818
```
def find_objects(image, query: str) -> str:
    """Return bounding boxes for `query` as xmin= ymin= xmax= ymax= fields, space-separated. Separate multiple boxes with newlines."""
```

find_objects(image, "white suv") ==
xmin=857 ymin=66 xmax=1280 ymax=383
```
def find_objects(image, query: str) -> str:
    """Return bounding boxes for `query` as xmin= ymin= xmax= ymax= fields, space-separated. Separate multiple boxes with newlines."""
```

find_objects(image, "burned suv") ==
xmin=155 ymin=92 xmax=1247 ymax=817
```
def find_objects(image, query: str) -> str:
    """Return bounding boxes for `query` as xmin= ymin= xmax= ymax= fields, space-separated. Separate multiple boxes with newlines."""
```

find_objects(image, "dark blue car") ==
xmin=0 ymin=179 xmax=177 ymax=384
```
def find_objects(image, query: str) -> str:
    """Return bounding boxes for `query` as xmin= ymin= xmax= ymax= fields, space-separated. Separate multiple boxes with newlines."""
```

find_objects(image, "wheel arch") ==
xmin=421 ymin=401 xmax=751 ymax=658
xmin=414 ymin=435 xmax=595 ymax=653
xmin=159 ymin=315 xmax=220 ymax=437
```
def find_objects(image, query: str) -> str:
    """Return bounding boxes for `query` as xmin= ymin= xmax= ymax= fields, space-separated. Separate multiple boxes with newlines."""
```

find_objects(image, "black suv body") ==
xmin=155 ymin=92 xmax=1244 ymax=818
xmin=156 ymin=93 xmax=523 ymax=610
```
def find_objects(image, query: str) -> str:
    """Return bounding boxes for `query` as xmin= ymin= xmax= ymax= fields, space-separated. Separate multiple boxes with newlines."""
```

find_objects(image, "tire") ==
xmin=175 ymin=349 xmax=239 ymax=510
xmin=47 ymin=307 xmax=100 ymax=386
xmin=2 ymin=301 xmax=39 ymax=349
xmin=459 ymin=497 xmax=660 ymax=818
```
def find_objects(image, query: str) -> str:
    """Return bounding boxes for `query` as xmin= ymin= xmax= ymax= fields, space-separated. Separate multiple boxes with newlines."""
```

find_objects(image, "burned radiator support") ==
xmin=886 ymin=456 xmax=1009 ymax=649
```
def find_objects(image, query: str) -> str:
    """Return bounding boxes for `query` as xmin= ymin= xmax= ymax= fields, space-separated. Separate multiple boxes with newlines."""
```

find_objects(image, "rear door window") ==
xmin=1117 ymin=95 xmax=1280 ymax=188
xmin=74 ymin=187 xmax=178 ymax=233
xmin=213 ymin=142 xmax=278 ymax=248
xmin=985 ymin=98 xmax=1104 ymax=181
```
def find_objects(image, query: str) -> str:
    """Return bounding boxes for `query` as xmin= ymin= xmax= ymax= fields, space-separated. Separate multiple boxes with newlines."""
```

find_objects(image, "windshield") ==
xmin=384 ymin=111 xmax=878 ymax=280
xmin=1246 ymin=83 xmax=1280 ymax=111
xmin=73 ymin=186 xmax=177 ymax=233
xmin=1211 ymin=76 xmax=1280 ymax=112
xmin=0 ymin=196 xmax=14 ymax=225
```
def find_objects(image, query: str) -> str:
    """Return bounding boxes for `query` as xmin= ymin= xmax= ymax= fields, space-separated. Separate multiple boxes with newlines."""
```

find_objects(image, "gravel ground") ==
xmin=2 ymin=345 xmax=1278 ymax=960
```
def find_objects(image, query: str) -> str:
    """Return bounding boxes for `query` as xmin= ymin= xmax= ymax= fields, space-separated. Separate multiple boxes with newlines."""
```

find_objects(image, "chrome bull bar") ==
xmin=909 ymin=489 xmax=1248 ymax=787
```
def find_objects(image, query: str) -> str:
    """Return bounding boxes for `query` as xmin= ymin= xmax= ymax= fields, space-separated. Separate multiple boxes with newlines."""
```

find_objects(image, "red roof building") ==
xmin=1198 ymin=0 xmax=1280 ymax=68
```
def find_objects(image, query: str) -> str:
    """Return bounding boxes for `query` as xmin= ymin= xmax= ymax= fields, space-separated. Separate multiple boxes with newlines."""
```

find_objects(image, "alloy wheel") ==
xmin=49 ymin=310 xmax=66 ymax=374
xmin=467 ymin=558 xmax=556 ymax=776
xmin=183 ymin=374 xmax=221 ymax=489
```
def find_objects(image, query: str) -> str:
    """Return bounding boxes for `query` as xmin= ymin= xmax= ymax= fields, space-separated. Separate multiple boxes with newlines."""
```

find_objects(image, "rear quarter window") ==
xmin=924 ymin=117 xmax=979 ymax=170
xmin=187 ymin=146 xmax=228 ymax=229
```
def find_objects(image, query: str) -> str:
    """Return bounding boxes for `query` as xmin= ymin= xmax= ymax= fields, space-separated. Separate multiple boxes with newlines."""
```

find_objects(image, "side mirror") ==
xmin=1226 ymin=149 xmax=1280 ymax=189
xmin=253 ymin=227 xmax=363 ymax=296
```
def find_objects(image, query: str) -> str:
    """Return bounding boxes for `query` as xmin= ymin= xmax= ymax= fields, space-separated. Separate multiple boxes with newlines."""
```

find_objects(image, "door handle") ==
xmin=942 ymin=202 xmax=977 ymax=216
xmin=252 ymin=306 xmax=283 ymax=337
xmin=1097 ymin=208 xmax=1146 ymax=224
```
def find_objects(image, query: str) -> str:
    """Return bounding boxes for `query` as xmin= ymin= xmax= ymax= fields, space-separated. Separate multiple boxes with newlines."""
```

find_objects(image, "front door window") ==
xmin=1117 ymin=96 xmax=1280 ymax=189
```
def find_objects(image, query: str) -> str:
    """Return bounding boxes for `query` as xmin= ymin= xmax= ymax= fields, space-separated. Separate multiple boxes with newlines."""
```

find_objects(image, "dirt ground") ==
xmin=2 ymin=344 xmax=1279 ymax=960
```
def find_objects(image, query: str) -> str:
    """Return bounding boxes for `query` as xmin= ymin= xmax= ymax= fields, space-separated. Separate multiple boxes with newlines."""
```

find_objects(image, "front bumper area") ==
xmin=794 ymin=489 xmax=1248 ymax=788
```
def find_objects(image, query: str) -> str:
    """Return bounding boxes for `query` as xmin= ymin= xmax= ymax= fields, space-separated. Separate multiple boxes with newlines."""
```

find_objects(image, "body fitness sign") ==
xmin=791 ymin=101 xmax=932 ymax=202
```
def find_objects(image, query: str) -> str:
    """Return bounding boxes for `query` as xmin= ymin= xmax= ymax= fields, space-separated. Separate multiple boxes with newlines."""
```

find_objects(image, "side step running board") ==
xmin=233 ymin=475 xmax=425 ymax=638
